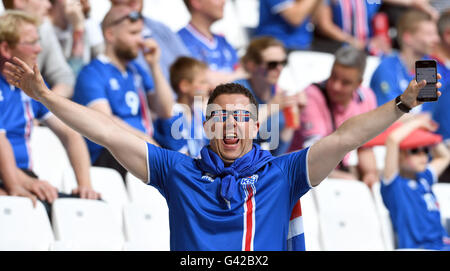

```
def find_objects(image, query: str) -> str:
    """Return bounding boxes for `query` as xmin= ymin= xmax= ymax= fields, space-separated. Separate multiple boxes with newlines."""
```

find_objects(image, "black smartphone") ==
xmin=416 ymin=60 xmax=438 ymax=102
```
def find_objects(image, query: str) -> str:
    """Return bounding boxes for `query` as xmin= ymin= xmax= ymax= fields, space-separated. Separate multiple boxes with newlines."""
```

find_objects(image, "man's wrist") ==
xmin=395 ymin=95 xmax=412 ymax=113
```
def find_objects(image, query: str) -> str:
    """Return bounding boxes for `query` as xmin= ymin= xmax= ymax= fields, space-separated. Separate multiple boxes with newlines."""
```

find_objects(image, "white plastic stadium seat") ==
xmin=0 ymin=196 xmax=54 ymax=251
xmin=51 ymin=198 xmax=124 ymax=250
xmin=313 ymin=178 xmax=386 ymax=250
xmin=432 ymin=183 xmax=450 ymax=234
xmin=371 ymin=181 xmax=395 ymax=250
xmin=30 ymin=126 xmax=70 ymax=191
xmin=211 ymin=0 xmax=250 ymax=51
xmin=142 ymin=0 xmax=191 ymax=32
xmin=362 ymin=55 xmax=380 ymax=88
xmin=126 ymin=172 xmax=166 ymax=205
xmin=123 ymin=202 xmax=170 ymax=251
xmin=234 ymin=0 xmax=260 ymax=29
xmin=62 ymin=166 xmax=129 ymax=227
xmin=300 ymin=191 xmax=322 ymax=251
xmin=288 ymin=51 xmax=335 ymax=92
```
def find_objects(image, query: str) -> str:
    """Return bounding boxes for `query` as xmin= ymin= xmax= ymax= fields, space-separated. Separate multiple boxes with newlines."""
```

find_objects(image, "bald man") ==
xmin=72 ymin=5 xmax=174 ymax=180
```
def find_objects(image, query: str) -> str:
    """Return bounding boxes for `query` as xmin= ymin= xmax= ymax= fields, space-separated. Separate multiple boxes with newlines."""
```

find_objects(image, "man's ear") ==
xmin=251 ymin=120 xmax=260 ymax=139
xmin=103 ymin=27 xmax=115 ymax=43
xmin=0 ymin=41 xmax=13 ymax=60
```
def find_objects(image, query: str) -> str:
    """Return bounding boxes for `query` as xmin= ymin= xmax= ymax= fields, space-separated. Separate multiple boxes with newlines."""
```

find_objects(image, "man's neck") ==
xmin=400 ymin=48 xmax=424 ymax=73
xmin=105 ymin=47 xmax=128 ymax=72
xmin=189 ymin=14 xmax=214 ymax=40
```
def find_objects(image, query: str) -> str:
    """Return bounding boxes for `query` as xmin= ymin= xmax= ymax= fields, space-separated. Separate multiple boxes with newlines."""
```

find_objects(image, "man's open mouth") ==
xmin=223 ymin=133 xmax=239 ymax=145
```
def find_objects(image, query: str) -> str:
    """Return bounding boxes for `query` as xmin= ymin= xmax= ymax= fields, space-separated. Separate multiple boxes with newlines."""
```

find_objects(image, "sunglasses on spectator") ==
xmin=264 ymin=59 xmax=288 ymax=70
xmin=407 ymin=146 xmax=430 ymax=155
xmin=106 ymin=11 xmax=143 ymax=28
xmin=207 ymin=110 xmax=256 ymax=122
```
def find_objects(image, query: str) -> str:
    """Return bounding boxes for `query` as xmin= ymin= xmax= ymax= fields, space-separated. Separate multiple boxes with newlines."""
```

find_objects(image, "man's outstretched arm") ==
xmin=3 ymin=57 xmax=149 ymax=182
xmin=307 ymin=76 xmax=442 ymax=187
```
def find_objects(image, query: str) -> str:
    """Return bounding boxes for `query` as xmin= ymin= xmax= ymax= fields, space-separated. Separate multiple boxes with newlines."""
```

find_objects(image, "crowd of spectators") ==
xmin=1 ymin=0 xmax=450 ymax=250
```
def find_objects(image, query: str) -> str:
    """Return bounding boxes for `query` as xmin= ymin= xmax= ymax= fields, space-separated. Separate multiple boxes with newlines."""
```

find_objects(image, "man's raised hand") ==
xmin=3 ymin=57 xmax=49 ymax=101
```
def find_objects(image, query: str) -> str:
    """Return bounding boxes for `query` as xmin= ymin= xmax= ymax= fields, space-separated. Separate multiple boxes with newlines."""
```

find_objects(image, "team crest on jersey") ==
xmin=240 ymin=174 xmax=259 ymax=186
xmin=201 ymin=173 xmax=215 ymax=183
xmin=109 ymin=78 xmax=120 ymax=91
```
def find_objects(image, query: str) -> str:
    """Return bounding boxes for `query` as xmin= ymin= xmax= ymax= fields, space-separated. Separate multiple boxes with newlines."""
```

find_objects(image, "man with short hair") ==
xmin=290 ymin=46 xmax=379 ymax=187
xmin=72 ymin=5 xmax=174 ymax=180
xmin=3 ymin=0 xmax=76 ymax=98
xmin=3 ymin=48 xmax=442 ymax=250
xmin=370 ymin=9 xmax=440 ymax=109
xmin=109 ymin=0 xmax=191 ymax=81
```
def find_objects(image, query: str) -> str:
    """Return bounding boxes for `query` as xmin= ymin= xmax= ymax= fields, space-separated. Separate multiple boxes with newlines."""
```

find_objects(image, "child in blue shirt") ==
xmin=381 ymin=115 xmax=450 ymax=250
xmin=153 ymin=57 xmax=210 ymax=158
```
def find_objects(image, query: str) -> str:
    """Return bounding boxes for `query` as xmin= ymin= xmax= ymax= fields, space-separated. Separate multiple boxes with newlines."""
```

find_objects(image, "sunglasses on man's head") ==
xmin=265 ymin=59 xmax=288 ymax=70
xmin=107 ymin=11 xmax=143 ymax=27
xmin=207 ymin=110 xmax=255 ymax=122
xmin=407 ymin=146 xmax=430 ymax=155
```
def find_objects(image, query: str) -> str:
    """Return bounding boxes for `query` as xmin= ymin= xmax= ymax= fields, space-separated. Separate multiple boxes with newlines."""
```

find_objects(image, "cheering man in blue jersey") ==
xmin=3 ymin=50 xmax=443 ymax=250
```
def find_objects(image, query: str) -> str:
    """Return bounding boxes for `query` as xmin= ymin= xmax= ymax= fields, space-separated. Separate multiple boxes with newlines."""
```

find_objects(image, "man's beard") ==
xmin=114 ymin=45 xmax=138 ymax=62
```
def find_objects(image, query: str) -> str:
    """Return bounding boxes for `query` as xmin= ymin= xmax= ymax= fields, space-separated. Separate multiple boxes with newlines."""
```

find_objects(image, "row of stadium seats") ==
xmin=3 ymin=171 xmax=449 ymax=251
xmin=0 ymin=171 xmax=170 ymax=251
xmin=303 ymin=178 xmax=450 ymax=251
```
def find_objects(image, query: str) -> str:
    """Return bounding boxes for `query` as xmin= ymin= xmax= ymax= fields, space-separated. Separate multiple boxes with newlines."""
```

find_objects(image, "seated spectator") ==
xmin=254 ymin=0 xmax=322 ymax=51
xmin=379 ymin=115 xmax=450 ymax=250
xmin=370 ymin=9 xmax=440 ymax=109
xmin=289 ymin=46 xmax=379 ymax=187
xmin=0 ymin=11 xmax=100 ymax=201
xmin=0 ymin=119 xmax=38 ymax=205
xmin=3 ymin=0 xmax=76 ymax=98
xmin=313 ymin=0 xmax=391 ymax=55
xmin=236 ymin=36 xmax=306 ymax=156
xmin=72 ymin=5 xmax=174 ymax=180
xmin=179 ymin=0 xmax=247 ymax=87
xmin=49 ymin=0 xmax=104 ymax=76
xmin=110 ymin=0 xmax=190 ymax=81
xmin=153 ymin=57 xmax=210 ymax=158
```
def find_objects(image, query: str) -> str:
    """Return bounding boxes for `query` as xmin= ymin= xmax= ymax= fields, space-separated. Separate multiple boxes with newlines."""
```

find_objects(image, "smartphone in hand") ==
xmin=416 ymin=60 xmax=438 ymax=102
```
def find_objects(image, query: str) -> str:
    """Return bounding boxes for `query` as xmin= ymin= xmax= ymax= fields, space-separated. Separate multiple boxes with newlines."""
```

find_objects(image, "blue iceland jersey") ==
xmin=370 ymin=53 xmax=413 ymax=107
xmin=432 ymin=76 xmax=450 ymax=140
xmin=177 ymin=24 xmax=238 ymax=72
xmin=254 ymin=0 xmax=313 ymax=50
xmin=0 ymin=75 xmax=52 ymax=169
xmin=145 ymin=143 xmax=311 ymax=251
xmin=381 ymin=167 xmax=448 ymax=250
xmin=326 ymin=0 xmax=380 ymax=42
xmin=424 ymin=59 xmax=450 ymax=116
xmin=73 ymin=55 xmax=154 ymax=162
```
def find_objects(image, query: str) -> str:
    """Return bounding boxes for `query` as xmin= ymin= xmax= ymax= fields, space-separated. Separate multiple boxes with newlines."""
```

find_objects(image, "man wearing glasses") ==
xmin=72 ymin=6 xmax=174 ymax=180
xmin=3 ymin=50 xmax=442 ymax=250
xmin=109 ymin=0 xmax=191 ymax=81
